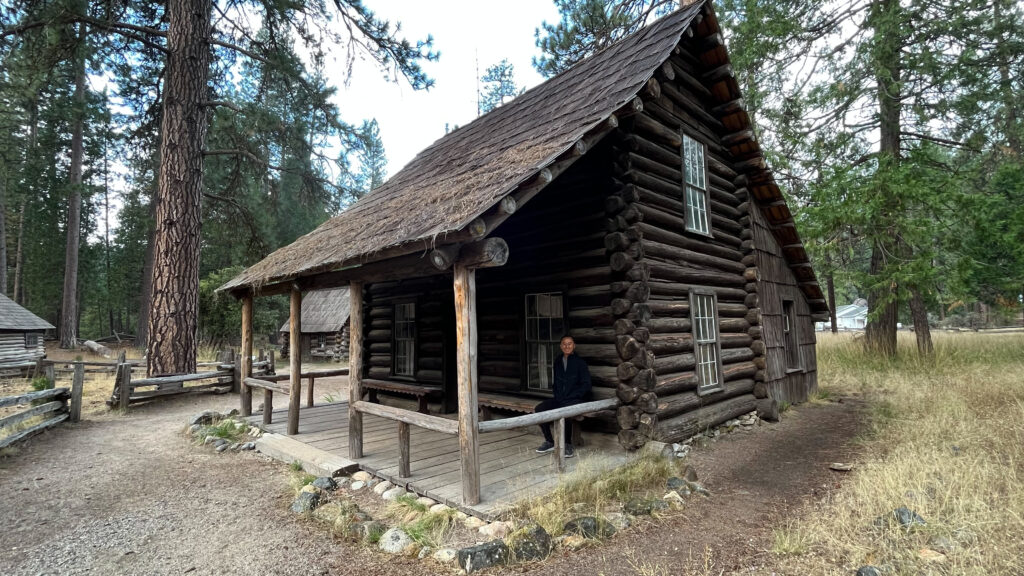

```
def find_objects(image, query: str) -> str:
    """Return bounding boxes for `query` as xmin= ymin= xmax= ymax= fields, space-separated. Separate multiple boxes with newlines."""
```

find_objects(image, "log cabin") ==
xmin=278 ymin=287 xmax=351 ymax=362
xmin=221 ymin=0 xmax=828 ymax=503
xmin=0 ymin=293 xmax=54 ymax=369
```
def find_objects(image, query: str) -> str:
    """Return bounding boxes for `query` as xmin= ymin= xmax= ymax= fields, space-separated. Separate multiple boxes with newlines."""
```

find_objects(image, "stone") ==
xmin=381 ymin=486 xmax=407 ymax=501
xmin=603 ymin=512 xmax=632 ymax=530
xmin=429 ymin=503 xmax=451 ymax=514
xmin=351 ymin=511 xmax=372 ymax=522
xmin=855 ymin=567 xmax=882 ymax=576
xmin=918 ymin=548 xmax=946 ymax=563
xmin=188 ymin=424 xmax=201 ymax=434
xmin=349 ymin=481 xmax=366 ymax=491
xmin=378 ymin=528 xmax=414 ymax=554
xmin=312 ymin=502 xmax=348 ymax=524
xmin=312 ymin=476 xmax=337 ymax=491
xmin=455 ymin=511 xmax=468 ymax=521
xmin=479 ymin=521 xmax=510 ymax=539
xmin=683 ymin=465 xmax=698 ymax=482
xmin=563 ymin=516 xmax=615 ymax=539
xmin=457 ymin=540 xmax=508 ymax=574
xmin=190 ymin=410 xmax=222 ymax=426
xmin=663 ymin=491 xmax=685 ymax=505
xmin=352 ymin=471 xmax=372 ymax=482
xmin=624 ymin=497 xmax=669 ymax=516
xmin=829 ymin=462 xmax=853 ymax=471
xmin=432 ymin=548 xmax=458 ymax=563
xmin=507 ymin=523 xmax=551 ymax=561
xmin=558 ymin=534 xmax=587 ymax=550
xmin=464 ymin=516 xmax=488 ymax=529
xmin=203 ymin=435 xmax=218 ymax=445
xmin=372 ymin=481 xmax=394 ymax=495
xmin=354 ymin=521 xmax=385 ymax=543
xmin=875 ymin=507 xmax=926 ymax=529
xmin=686 ymin=480 xmax=710 ymax=497
xmin=215 ymin=443 xmax=229 ymax=453
xmin=667 ymin=477 xmax=686 ymax=490
xmin=290 ymin=491 xmax=320 ymax=513
xmin=300 ymin=484 xmax=321 ymax=494
xmin=228 ymin=443 xmax=239 ymax=451
xmin=417 ymin=546 xmax=432 ymax=560
xmin=415 ymin=496 xmax=437 ymax=508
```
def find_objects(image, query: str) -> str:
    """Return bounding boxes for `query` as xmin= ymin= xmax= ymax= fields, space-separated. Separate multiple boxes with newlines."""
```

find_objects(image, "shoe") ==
xmin=565 ymin=445 xmax=575 ymax=458
xmin=535 ymin=442 xmax=554 ymax=454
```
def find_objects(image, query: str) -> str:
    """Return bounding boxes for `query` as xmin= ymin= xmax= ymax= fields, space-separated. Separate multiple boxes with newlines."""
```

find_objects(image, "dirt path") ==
xmin=0 ymin=390 xmax=861 ymax=576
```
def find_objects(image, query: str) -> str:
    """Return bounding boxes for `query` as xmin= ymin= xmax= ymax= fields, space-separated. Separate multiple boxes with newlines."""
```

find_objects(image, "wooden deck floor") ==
xmin=246 ymin=402 xmax=629 ymax=519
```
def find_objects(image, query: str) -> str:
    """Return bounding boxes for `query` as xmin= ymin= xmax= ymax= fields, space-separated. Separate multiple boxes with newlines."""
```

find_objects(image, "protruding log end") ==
xmin=430 ymin=244 xmax=460 ymax=270
xmin=617 ymin=428 xmax=647 ymax=451
xmin=498 ymin=195 xmax=517 ymax=216
xmin=458 ymin=237 xmax=509 ymax=269
xmin=757 ymin=398 xmax=780 ymax=422
xmin=466 ymin=217 xmax=487 ymax=239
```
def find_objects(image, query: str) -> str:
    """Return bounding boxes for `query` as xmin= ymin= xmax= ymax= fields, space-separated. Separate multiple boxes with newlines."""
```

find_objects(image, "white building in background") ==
xmin=817 ymin=299 xmax=869 ymax=331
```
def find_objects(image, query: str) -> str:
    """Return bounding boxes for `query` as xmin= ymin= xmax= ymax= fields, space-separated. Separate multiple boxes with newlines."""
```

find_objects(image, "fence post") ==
xmin=44 ymin=363 xmax=55 ymax=389
xmin=268 ymin=350 xmax=276 ymax=376
xmin=70 ymin=362 xmax=84 ymax=422
xmin=230 ymin=348 xmax=241 ymax=394
xmin=398 ymin=422 xmax=411 ymax=478
xmin=118 ymin=363 xmax=132 ymax=412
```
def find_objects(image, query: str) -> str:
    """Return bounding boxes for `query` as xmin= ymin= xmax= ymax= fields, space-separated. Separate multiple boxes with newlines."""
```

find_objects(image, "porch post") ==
xmin=454 ymin=264 xmax=480 ymax=505
xmin=348 ymin=281 xmax=364 ymax=459
xmin=240 ymin=295 xmax=253 ymax=416
xmin=287 ymin=286 xmax=302 ymax=435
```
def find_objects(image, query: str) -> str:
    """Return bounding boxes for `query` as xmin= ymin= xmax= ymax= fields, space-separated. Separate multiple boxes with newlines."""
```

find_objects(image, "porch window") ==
xmin=24 ymin=333 xmax=38 ymax=348
xmin=525 ymin=292 xmax=564 ymax=391
xmin=393 ymin=302 xmax=416 ymax=377
xmin=682 ymin=133 xmax=711 ymax=235
xmin=315 ymin=334 xmax=327 ymax=349
xmin=690 ymin=290 xmax=723 ymax=394
xmin=783 ymin=300 xmax=802 ymax=370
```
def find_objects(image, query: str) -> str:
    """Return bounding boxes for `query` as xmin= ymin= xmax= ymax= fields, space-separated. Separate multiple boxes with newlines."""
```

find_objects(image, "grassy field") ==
xmin=775 ymin=331 xmax=1024 ymax=575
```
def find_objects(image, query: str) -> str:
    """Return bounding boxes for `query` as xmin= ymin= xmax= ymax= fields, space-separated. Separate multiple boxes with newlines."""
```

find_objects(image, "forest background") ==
xmin=0 ymin=0 xmax=1021 ymax=369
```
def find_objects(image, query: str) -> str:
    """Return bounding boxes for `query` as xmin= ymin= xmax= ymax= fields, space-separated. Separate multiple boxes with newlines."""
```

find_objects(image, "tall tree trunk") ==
xmin=104 ymin=133 xmax=113 ymax=335
xmin=13 ymin=200 xmax=25 ymax=304
xmin=909 ymin=287 xmax=933 ymax=355
xmin=865 ymin=0 xmax=901 ymax=357
xmin=994 ymin=0 xmax=1020 ymax=154
xmin=146 ymin=0 xmax=212 ymax=376
xmin=825 ymin=262 xmax=837 ymax=334
xmin=0 ymin=173 xmax=7 ymax=296
xmin=60 ymin=22 xmax=88 ymax=349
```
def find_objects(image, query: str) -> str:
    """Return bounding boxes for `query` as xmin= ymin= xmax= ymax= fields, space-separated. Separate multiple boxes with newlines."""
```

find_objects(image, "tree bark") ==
xmin=60 ymin=22 xmax=88 ymax=349
xmin=826 ymin=266 xmax=837 ymax=334
xmin=0 ymin=171 xmax=7 ymax=296
xmin=146 ymin=0 xmax=212 ymax=376
xmin=865 ymin=0 xmax=901 ymax=358
xmin=909 ymin=287 xmax=933 ymax=356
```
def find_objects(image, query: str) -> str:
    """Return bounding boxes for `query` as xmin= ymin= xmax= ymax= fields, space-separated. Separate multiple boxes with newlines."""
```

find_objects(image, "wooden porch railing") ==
xmin=244 ymin=368 xmax=349 ymax=427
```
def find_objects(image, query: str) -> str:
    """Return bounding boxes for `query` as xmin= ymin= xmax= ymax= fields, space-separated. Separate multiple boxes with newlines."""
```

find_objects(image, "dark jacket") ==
xmin=553 ymin=353 xmax=592 ymax=404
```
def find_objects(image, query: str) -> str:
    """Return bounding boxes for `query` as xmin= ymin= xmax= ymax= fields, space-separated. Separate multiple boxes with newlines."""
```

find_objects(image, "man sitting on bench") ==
xmin=535 ymin=335 xmax=591 ymax=458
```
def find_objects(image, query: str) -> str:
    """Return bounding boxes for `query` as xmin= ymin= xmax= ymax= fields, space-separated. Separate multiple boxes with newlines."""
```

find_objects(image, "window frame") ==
xmin=24 ymin=333 xmax=39 ymax=348
xmin=523 ymin=291 xmax=567 ymax=393
xmin=681 ymin=132 xmax=713 ymax=237
xmin=782 ymin=299 xmax=803 ymax=372
xmin=689 ymin=288 xmax=724 ymax=396
xmin=315 ymin=333 xmax=327 ymax=349
xmin=392 ymin=300 xmax=417 ymax=379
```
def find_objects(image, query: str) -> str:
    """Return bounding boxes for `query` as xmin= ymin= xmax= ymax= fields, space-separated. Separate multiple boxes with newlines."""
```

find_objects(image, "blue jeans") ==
xmin=536 ymin=398 xmax=574 ymax=445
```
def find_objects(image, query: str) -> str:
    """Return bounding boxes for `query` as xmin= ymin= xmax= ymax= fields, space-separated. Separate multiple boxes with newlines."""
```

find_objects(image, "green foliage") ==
xmin=198 ymin=266 xmax=285 ymax=347
xmin=289 ymin=461 xmax=304 ymax=472
xmin=479 ymin=59 xmax=525 ymax=114
xmin=30 ymin=377 xmax=50 ymax=391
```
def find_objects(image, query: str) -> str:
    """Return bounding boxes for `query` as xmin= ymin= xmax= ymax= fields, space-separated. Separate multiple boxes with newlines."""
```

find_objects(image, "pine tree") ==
xmin=479 ymin=59 xmax=524 ymax=114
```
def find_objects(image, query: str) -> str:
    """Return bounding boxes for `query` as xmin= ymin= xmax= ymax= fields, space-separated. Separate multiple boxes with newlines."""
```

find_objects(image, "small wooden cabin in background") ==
xmin=222 ymin=0 xmax=828 ymax=466
xmin=278 ymin=287 xmax=350 ymax=362
xmin=0 ymin=293 xmax=54 ymax=369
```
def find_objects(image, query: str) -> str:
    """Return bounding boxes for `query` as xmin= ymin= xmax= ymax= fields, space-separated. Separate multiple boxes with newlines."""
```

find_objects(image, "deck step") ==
xmin=255 ymin=432 xmax=359 ymax=477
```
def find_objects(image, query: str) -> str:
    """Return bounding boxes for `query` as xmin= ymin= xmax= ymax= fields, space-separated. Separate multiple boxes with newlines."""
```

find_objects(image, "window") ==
xmin=689 ymin=290 xmax=723 ymax=394
xmin=315 ymin=334 xmax=327 ymax=349
xmin=783 ymin=300 xmax=802 ymax=370
xmin=24 ymin=333 xmax=39 ymax=348
xmin=525 ymin=292 xmax=564 ymax=391
xmin=393 ymin=303 xmax=416 ymax=377
xmin=682 ymin=133 xmax=711 ymax=235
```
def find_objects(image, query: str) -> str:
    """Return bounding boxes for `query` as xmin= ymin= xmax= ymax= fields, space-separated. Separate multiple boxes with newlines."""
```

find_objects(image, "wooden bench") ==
xmin=362 ymin=378 xmax=443 ymax=414
xmin=477 ymin=392 xmax=613 ymax=447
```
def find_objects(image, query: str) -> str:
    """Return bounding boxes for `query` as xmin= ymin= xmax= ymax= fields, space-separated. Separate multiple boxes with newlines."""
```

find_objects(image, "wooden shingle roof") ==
xmin=0 ymin=293 xmax=54 ymax=331
xmin=221 ymin=0 xmax=827 ymax=317
xmin=277 ymin=287 xmax=350 ymax=334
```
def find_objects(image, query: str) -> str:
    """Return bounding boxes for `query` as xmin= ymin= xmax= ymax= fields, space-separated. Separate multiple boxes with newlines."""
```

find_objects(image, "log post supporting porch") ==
xmin=454 ymin=263 xmax=481 ymax=505
xmin=348 ymin=281 xmax=365 ymax=459
xmin=287 ymin=287 xmax=302 ymax=435
xmin=240 ymin=295 xmax=253 ymax=417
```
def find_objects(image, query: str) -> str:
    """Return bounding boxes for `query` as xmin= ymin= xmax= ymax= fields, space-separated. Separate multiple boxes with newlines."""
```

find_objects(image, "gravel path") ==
xmin=1 ymin=388 xmax=862 ymax=576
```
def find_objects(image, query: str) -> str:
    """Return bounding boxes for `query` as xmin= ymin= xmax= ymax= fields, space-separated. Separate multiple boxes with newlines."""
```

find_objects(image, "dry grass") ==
xmin=775 ymin=331 xmax=1024 ymax=575
xmin=511 ymin=452 xmax=681 ymax=536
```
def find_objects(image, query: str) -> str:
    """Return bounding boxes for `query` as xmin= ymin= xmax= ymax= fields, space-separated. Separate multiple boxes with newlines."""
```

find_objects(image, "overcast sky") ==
xmin=327 ymin=1 xmax=561 ymax=176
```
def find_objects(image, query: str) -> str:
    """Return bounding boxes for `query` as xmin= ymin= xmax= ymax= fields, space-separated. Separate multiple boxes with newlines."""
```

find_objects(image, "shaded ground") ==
xmin=0 ymin=382 xmax=862 ymax=576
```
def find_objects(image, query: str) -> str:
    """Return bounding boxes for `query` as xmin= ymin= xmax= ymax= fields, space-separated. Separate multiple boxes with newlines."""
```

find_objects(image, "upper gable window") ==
xmin=682 ymin=133 xmax=711 ymax=235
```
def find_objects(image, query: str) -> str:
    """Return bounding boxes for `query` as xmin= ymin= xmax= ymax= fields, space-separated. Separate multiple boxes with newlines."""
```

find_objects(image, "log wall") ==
xmin=749 ymin=206 xmax=818 ymax=404
xmin=0 ymin=331 xmax=46 ymax=368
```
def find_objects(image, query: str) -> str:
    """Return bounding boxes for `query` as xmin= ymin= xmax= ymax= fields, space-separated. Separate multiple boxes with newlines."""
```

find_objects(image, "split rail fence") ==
xmin=0 ymin=363 xmax=85 ymax=449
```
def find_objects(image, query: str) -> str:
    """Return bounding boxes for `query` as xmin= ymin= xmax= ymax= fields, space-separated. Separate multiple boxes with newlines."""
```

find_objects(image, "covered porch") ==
xmin=245 ymin=401 xmax=628 ymax=519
